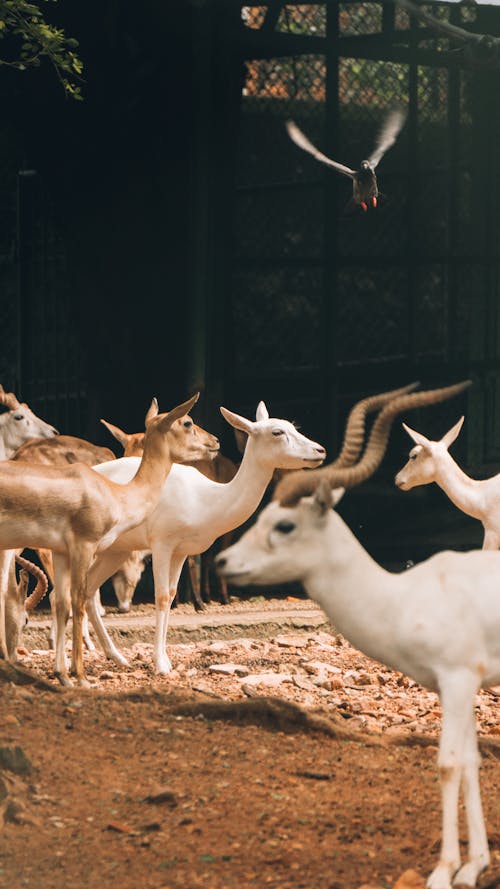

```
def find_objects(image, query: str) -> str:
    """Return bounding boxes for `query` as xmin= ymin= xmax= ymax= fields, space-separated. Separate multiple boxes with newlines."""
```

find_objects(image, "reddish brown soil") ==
xmin=1 ymin=601 xmax=500 ymax=889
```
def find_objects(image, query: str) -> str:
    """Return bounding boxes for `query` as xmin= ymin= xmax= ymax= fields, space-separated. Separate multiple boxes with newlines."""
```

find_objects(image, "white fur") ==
xmin=86 ymin=402 xmax=326 ymax=674
xmin=215 ymin=484 xmax=500 ymax=889
xmin=396 ymin=417 xmax=500 ymax=550
xmin=0 ymin=403 xmax=57 ymax=460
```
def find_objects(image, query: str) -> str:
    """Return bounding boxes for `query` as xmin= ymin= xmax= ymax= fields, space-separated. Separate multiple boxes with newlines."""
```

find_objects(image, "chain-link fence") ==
xmin=227 ymin=2 xmax=484 ymax=452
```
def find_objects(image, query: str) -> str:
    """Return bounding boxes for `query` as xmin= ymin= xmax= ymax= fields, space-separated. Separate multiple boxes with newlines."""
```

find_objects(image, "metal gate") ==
xmin=217 ymin=1 xmax=500 ymax=473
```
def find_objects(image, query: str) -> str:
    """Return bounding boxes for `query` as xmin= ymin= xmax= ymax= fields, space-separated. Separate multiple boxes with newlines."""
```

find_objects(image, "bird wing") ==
xmin=286 ymin=121 xmax=355 ymax=179
xmin=368 ymin=108 xmax=407 ymax=169
xmin=397 ymin=0 xmax=479 ymax=44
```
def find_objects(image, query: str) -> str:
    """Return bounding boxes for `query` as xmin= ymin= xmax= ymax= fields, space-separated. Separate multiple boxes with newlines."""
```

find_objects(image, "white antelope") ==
xmin=80 ymin=381 xmax=467 ymax=675
xmin=0 ymin=384 xmax=58 ymax=459
xmin=81 ymin=401 xmax=327 ymax=674
xmin=395 ymin=417 xmax=500 ymax=550
xmin=0 ymin=394 xmax=200 ymax=685
xmin=215 ymin=478 xmax=498 ymax=889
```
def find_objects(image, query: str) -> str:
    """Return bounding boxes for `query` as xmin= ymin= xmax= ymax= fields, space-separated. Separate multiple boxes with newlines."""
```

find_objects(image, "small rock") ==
xmin=346 ymin=715 xmax=367 ymax=730
xmin=354 ymin=672 xmax=373 ymax=686
xmin=302 ymin=660 xmax=341 ymax=675
xmin=296 ymin=770 xmax=332 ymax=781
xmin=241 ymin=684 xmax=260 ymax=698
xmin=99 ymin=671 xmax=115 ymax=681
xmin=0 ymin=746 xmax=32 ymax=776
xmin=206 ymin=641 xmax=230 ymax=653
xmin=272 ymin=635 xmax=309 ymax=649
xmin=312 ymin=676 xmax=333 ymax=690
xmin=292 ymin=676 xmax=316 ymax=692
xmin=143 ymin=788 xmax=178 ymax=807
xmin=106 ymin=821 xmax=135 ymax=834
xmin=238 ymin=672 xmax=293 ymax=688
xmin=4 ymin=715 xmax=20 ymax=726
xmin=393 ymin=870 xmax=426 ymax=889
xmin=208 ymin=663 xmax=249 ymax=677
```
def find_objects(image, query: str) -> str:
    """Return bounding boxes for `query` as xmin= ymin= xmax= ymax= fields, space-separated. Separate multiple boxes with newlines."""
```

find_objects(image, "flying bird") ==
xmin=286 ymin=108 xmax=407 ymax=212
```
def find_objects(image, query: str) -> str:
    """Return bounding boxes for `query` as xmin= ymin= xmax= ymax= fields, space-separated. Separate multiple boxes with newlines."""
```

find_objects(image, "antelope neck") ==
xmin=434 ymin=453 xmax=484 ymax=521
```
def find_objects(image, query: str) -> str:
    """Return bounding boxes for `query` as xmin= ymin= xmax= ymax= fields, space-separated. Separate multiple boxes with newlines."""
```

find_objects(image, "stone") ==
xmin=0 ymin=746 xmax=32 ymax=776
xmin=272 ymin=635 xmax=309 ymax=649
xmin=208 ymin=663 xmax=250 ymax=677
xmin=143 ymin=788 xmax=178 ymax=807
xmin=239 ymin=672 xmax=293 ymax=688
xmin=393 ymin=870 xmax=426 ymax=889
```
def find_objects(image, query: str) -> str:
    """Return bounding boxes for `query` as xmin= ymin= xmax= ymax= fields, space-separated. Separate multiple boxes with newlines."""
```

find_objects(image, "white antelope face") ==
xmin=395 ymin=416 xmax=464 ymax=491
xmin=0 ymin=402 xmax=59 ymax=457
xmin=220 ymin=402 xmax=326 ymax=469
xmin=215 ymin=485 xmax=343 ymax=586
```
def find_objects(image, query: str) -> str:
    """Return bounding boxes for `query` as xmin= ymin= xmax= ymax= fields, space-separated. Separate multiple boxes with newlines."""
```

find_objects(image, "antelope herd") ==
xmin=2 ymin=375 xmax=500 ymax=888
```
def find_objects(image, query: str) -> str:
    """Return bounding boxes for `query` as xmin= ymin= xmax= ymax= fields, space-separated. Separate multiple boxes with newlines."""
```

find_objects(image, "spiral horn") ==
xmin=274 ymin=380 xmax=472 ymax=506
xmin=332 ymin=382 xmax=420 ymax=469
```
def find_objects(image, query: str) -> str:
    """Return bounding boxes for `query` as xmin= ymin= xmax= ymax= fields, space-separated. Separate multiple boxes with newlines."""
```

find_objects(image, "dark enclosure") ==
xmin=1 ymin=0 xmax=500 ymax=570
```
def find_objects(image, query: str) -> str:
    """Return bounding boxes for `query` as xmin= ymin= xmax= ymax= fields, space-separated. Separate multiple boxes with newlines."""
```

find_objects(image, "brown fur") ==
xmin=0 ymin=396 xmax=201 ymax=684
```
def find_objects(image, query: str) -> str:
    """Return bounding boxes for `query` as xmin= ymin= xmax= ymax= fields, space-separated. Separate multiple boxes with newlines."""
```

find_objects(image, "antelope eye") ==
xmin=183 ymin=420 xmax=193 ymax=429
xmin=272 ymin=429 xmax=284 ymax=436
xmin=275 ymin=520 xmax=295 ymax=535
xmin=410 ymin=453 xmax=417 ymax=461
xmin=14 ymin=415 xmax=24 ymax=421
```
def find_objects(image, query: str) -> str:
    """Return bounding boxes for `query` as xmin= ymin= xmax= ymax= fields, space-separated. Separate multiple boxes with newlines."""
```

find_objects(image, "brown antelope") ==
xmin=0 ymin=394 xmax=202 ymax=686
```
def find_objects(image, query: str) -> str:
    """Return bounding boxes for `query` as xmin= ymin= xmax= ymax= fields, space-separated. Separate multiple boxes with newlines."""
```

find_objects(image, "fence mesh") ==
xmin=232 ymin=1 xmax=479 ymax=395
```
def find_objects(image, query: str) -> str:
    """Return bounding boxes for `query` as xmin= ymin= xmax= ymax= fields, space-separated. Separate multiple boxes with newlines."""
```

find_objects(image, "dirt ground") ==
xmin=1 ymin=597 xmax=499 ymax=889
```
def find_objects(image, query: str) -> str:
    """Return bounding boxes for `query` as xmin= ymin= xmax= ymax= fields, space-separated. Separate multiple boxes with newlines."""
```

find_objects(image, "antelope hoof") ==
xmin=155 ymin=657 xmax=173 ymax=676
xmin=55 ymin=672 xmax=74 ymax=688
xmin=427 ymin=862 xmax=458 ymax=889
xmin=109 ymin=652 xmax=128 ymax=668
xmin=452 ymin=857 xmax=489 ymax=887
xmin=75 ymin=676 xmax=91 ymax=689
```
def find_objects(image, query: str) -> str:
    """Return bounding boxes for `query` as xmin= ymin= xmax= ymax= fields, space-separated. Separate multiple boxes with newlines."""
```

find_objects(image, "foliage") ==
xmin=0 ymin=0 xmax=82 ymax=99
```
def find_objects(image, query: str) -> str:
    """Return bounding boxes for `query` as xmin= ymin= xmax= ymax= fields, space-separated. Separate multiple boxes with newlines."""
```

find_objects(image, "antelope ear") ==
xmin=163 ymin=393 xmax=199 ymax=426
xmin=331 ymin=487 xmax=345 ymax=508
xmin=402 ymin=422 xmax=430 ymax=449
xmin=101 ymin=419 xmax=128 ymax=448
xmin=255 ymin=401 xmax=269 ymax=422
xmin=441 ymin=416 xmax=464 ymax=450
xmin=145 ymin=398 xmax=159 ymax=423
xmin=313 ymin=480 xmax=334 ymax=515
xmin=220 ymin=406 xmax=254 ymax=436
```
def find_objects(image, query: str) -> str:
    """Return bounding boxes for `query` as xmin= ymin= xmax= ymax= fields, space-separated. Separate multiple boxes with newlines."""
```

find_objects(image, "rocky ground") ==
xmin=0 ymin=598 xmax=499 ymax=889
